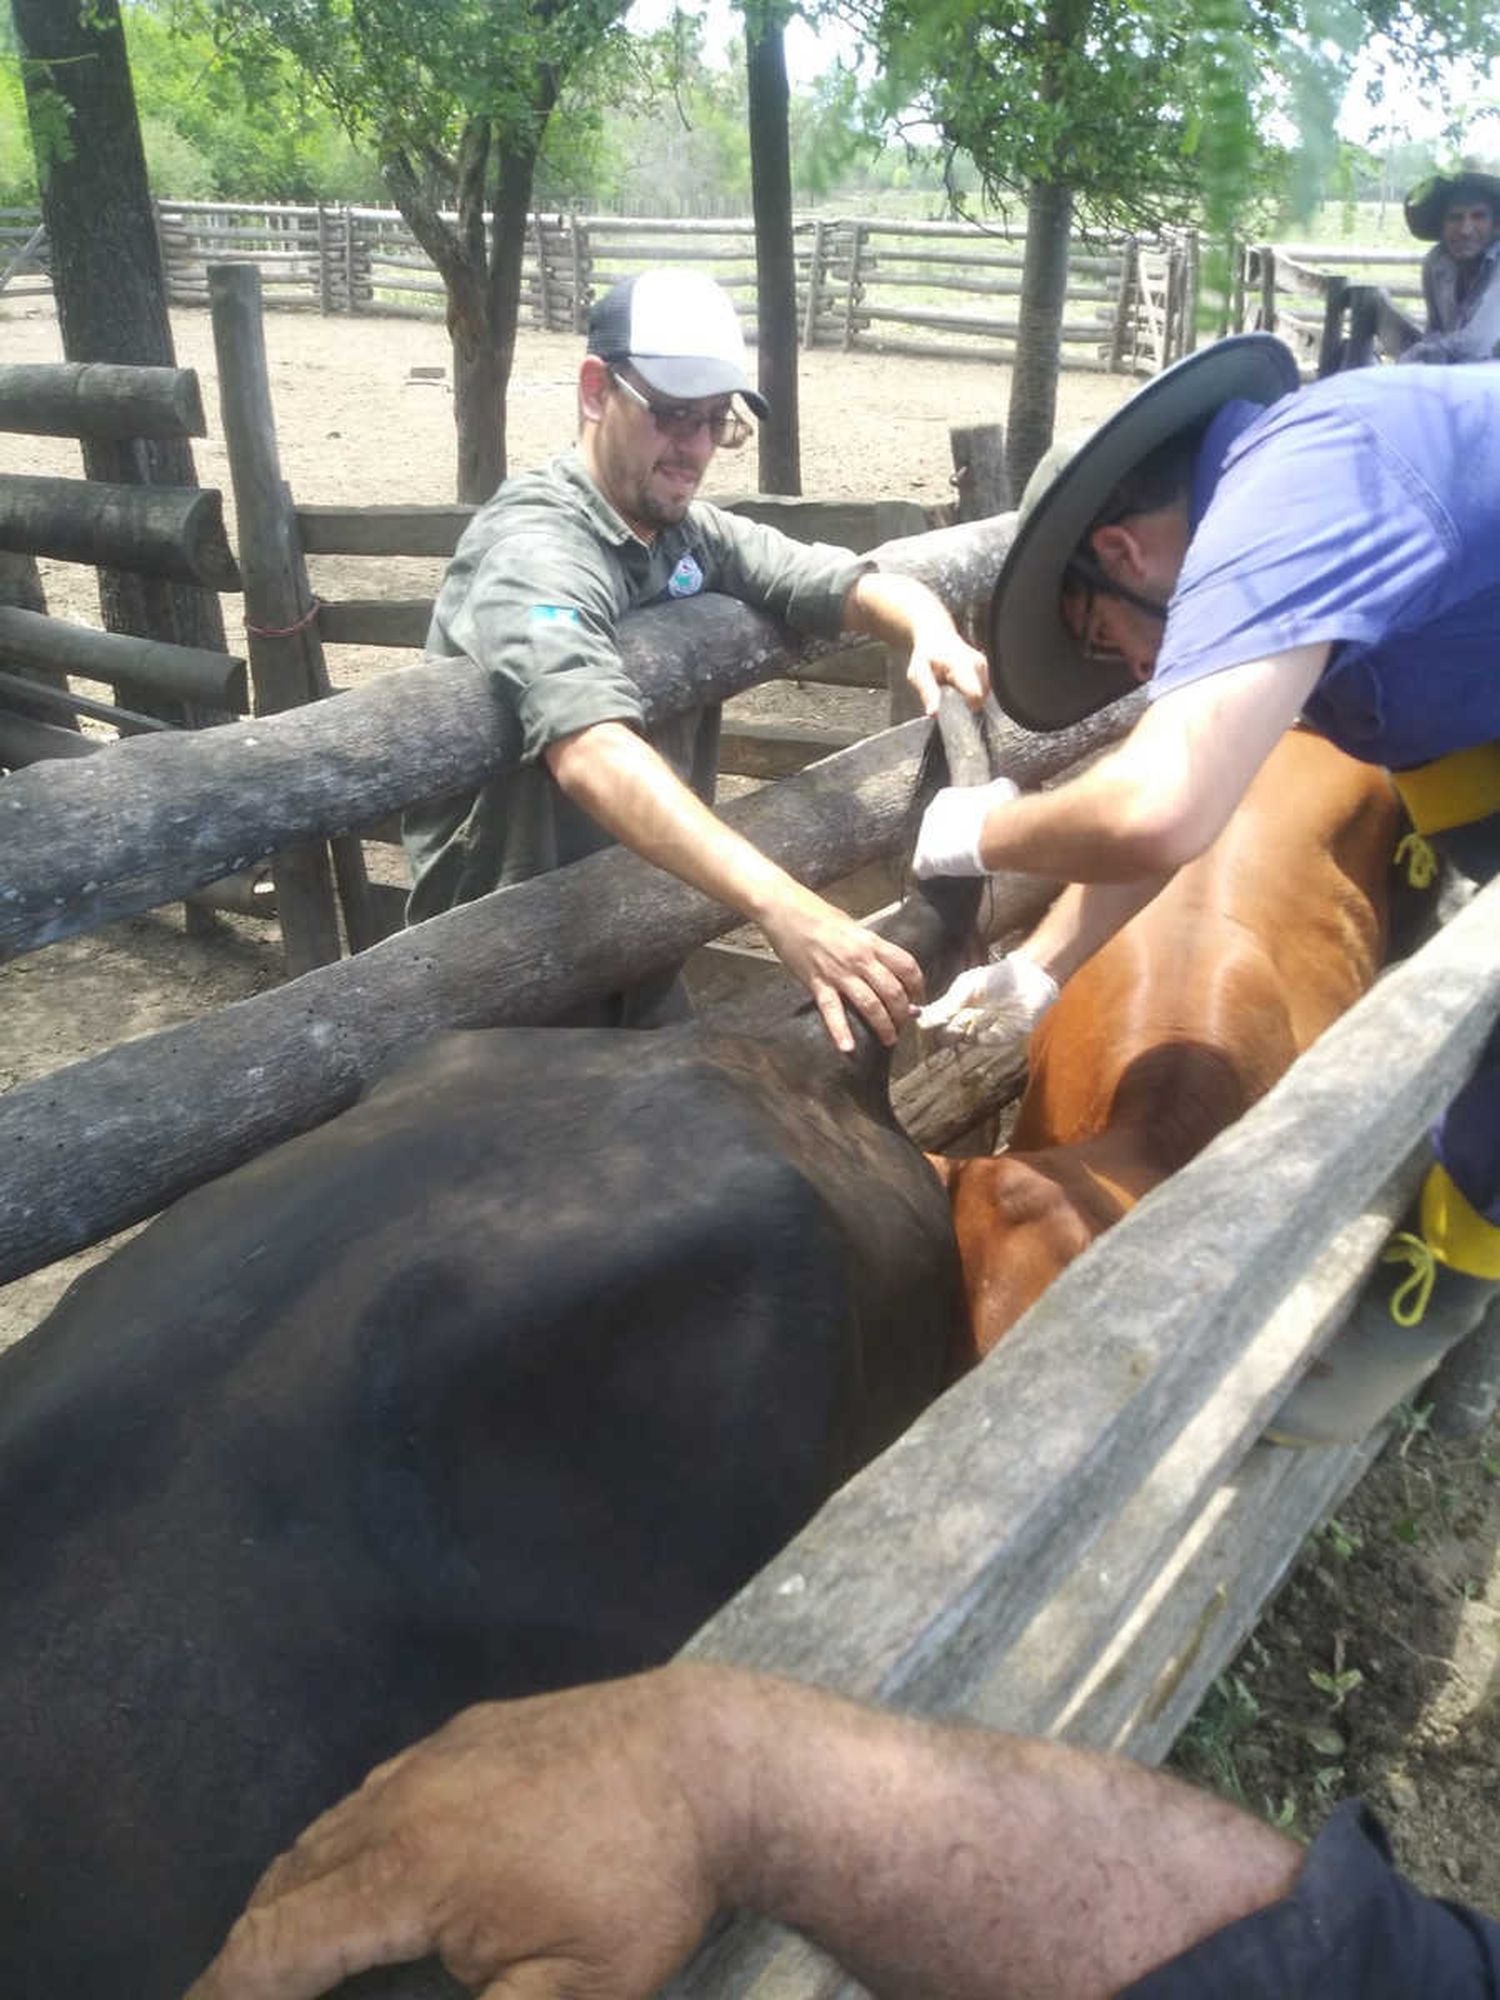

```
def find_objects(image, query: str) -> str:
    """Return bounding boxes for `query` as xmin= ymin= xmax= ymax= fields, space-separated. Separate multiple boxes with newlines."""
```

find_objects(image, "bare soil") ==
xmin=2 ymin=296 xmax=1496 ymax=1917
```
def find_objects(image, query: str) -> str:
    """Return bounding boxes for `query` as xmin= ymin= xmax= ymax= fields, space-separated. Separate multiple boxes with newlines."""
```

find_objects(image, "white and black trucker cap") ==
xmin=587 ymin=270 xmax=769 ymax=417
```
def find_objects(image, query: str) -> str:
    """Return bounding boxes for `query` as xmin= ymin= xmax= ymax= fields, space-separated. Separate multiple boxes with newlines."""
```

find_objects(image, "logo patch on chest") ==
xmin=667 ymin=554 xmax=704 ymax=599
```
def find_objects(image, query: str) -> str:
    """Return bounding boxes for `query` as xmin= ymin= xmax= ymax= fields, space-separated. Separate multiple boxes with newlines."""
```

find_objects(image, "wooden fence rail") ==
xmin=6 ymin=200 xmax=1199 ymax=373
xmin=1231 ymin=241 xmax=1424 ymax=371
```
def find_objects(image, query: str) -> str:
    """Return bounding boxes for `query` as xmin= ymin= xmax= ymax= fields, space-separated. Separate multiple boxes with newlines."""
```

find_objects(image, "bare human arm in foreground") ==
xmin=186 ymin=1662 xmax=1301 ymax=2000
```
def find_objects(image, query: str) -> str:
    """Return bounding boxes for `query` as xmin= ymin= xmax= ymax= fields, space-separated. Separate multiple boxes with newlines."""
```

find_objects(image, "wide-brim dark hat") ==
xmin=989 ymin=333 xmax=1301 ymax=733
xmin=1404 ymin=171 xmax=1500 ymax=241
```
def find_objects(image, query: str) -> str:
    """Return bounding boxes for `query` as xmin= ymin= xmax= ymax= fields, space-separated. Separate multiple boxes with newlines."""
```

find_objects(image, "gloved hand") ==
xmin=915 ymin=950 xmax=1059 ymax=1050
xmin=912 ymin=776 xmax=1019 ymax=878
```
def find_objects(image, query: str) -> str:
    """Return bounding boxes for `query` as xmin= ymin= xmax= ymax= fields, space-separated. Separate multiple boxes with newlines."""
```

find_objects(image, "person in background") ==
xmin=1398 ymin=169 xmax=1500 ymax=365
xmin=403 ymin=266 xmax=987 ymax=1050
xmin=187 ymin=1661 xmax=1500 ymax=1999
xmin=910 ymin=334 xmax=1500 ymax=1446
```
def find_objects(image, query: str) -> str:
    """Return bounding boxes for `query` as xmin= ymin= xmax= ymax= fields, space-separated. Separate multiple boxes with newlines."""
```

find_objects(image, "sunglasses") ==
xmin=1063 ymin=550 xmax=1168 ymax=665
xmin=609 ymin=369 xmax=752 ymax=451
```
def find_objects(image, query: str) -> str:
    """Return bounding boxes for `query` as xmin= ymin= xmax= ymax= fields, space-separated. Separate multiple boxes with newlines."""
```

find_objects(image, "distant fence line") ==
xmin=2 ymin=199 xmax=1200 ymax=374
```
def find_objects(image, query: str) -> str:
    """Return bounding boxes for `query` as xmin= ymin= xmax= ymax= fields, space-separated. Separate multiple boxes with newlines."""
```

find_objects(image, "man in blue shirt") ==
xmin=911 ymin=336 xmax=1500 ymax=1443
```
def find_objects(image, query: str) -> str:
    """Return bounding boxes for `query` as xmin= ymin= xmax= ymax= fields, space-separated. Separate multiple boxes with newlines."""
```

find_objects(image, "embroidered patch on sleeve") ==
xmin=530 ymin=605 xmax=583 ymax=625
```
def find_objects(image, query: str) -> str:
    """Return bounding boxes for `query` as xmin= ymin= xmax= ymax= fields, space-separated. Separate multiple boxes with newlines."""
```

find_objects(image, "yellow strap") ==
xmin=1391 ymin=743 xmax=1500 ymax=835
xmin=1393 ymin=832 xmax=1439 ymax=889
xmin=1381 ymin=1231 xmax=1437 ymax=1327
xmin=1420 ymin=1162 xmax=1500 ymax=1279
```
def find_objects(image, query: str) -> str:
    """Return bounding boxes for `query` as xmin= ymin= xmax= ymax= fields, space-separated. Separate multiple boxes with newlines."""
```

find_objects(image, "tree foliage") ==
xmin=848 ymin=0 xmax=1500 ymax=238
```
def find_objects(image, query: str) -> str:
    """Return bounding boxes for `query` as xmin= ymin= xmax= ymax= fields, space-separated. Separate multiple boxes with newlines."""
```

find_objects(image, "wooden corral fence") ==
xmin=0 ymin=355 xmax=271 ymax=942
xmin=2 ymin=386 xmax=1498 ymax=2000
xmin=0 ymin=340 xmax=381 ymax=975
xmin=1231 ymin=241 xmax=1424 ymax=373
xmin=5 ymin=200 xmax=1199 ymax=373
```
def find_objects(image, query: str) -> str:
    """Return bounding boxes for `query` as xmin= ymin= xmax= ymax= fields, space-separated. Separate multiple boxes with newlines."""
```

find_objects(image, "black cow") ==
xmin=0 ymin=850 xmax=980 ymax=1997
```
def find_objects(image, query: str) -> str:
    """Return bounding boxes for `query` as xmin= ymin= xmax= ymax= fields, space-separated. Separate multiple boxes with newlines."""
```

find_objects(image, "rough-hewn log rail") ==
xmin=0 ymin=474 xmax=241 ymax=589
xmin=0 ymin=514 xmax=1016 ymax=958
xmin=0 ymin=604 xmax=247 ymax=710
xmin=667 ymin=879 xmax=1500 ymax=1996
xmin=0 ymin=698 xmax=1132 ymax=1284
xmin=0 ymin=361 xmax=206 ymax=440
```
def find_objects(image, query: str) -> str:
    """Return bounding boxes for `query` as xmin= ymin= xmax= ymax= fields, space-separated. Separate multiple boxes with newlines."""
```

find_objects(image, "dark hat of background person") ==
xmin=587 ymin=270 xmax=770 ymax=418
xmin=1404 ymin=169 xmax=1500 ymax=240
xmin=988 ymin=333 xmax=1301 ymax=733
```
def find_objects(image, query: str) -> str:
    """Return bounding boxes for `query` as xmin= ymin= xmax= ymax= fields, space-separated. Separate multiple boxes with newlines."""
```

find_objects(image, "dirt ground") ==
xmin=2 ymin=295 xmax=1496 ymax=1919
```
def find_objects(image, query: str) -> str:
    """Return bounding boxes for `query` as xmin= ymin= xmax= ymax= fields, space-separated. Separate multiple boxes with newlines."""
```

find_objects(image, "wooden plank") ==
xmin=295 ymin=503 xmax=475 ymax=558
xmin=0 ymin=669 xmax=169 ymax=737
xmin=718 ymin=719 xmax=862 ymax=780
xmin=3 ymin=370 xmax=203 ymax=448
xmin=0 ymin=712 xmax=98 ymax=766
xmin=210 ymin=260 xmax=352 ymax=972
xmin=0 ymin=513 xmax=1023 ymax=956
xmin=0 ymin=474 xmax=241 ymax=589
xmin=316 ymin=598 xmax=432 ymax=648
xmin=720 ymin=496 xmax=930 ymax=550
xmin=0 ymin=604 xmax=247 ymax=709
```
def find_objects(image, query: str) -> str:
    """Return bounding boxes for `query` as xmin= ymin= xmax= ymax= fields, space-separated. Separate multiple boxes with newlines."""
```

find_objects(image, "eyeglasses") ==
xmin=1063 ymin=551 xmax=1168 ymax=665
xmin=609 ymin=369 xmax=752 ymax=451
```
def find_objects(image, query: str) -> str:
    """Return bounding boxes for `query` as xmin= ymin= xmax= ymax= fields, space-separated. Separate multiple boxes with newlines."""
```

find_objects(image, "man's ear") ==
xmin=579 ymin=355 xmax=611 ymax=425
xmin=1088 ymin=521 xmax=1150 ymax=586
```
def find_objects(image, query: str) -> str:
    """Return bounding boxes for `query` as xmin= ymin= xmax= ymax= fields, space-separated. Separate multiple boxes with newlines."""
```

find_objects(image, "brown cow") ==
xmin=933 ymin=728 xmax=1401 ymax=1371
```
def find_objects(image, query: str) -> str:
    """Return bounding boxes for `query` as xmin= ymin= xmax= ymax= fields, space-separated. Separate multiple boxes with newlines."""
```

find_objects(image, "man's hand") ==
xmin=913 ymin=777 xmax=1019 ymax=878
xmin=904 ymin=623 xmax=990 ymax=717
xmin=757 ymin=883 xmax=925 ymax=1054
xmin=184 ymin=1674 xmax=720 ymax=2000
xmin=843 ymin=572 xmax=989 ymax=716
xmin=915 ymin=951 xmax=1059 ymax=1051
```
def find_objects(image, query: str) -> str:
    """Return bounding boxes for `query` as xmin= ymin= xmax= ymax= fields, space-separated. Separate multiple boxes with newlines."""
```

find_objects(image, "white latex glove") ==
xmin=912 ymin=776 xmax=1019 ymax=878
xmin=915 ymin=950 xmax=1059 ymax=1049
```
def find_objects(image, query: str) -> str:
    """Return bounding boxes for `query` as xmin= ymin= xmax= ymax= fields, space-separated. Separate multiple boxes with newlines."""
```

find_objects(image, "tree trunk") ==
xmin=1006 ymin=178 xmax=1074 ymax=499
xmin=386 ymin=115 xmax=544 ymax=505
xmin=11 ymin=0 xmax=225 ymax=668
xmin=745 ymin=2 xmax=801 ymax=496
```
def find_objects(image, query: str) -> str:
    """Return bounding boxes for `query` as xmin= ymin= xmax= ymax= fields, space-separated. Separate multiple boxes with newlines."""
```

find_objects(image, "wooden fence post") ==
xmin=1109 ymin=237 xmax=1138 ymax=372
xmin=1258 ymin=244 xmax=1277 ymax=331
xmin=842 ymin=222 xmax=864 ymax=351
xmin=532 ymin=214 xmax=552 ymax=329
xmin=803 ymin=218 xmax=825 ymax=349
xmin=1228 ymin=237 xmax=1245 ymax=336
xmin=1317 ymin=277 xmax=1349 ymax=378
xmin=208 ymin=262 xmax=372 ymax=972
xmin=569 ymin=215 xmax=589 ymax=331
xmin=948 ymin=423 xmax=1009 ymax=523
xmin=316 ymin=203 xmax=332 ymax=315
xmin=1182 ymin=228 xmax=1200 ymax=354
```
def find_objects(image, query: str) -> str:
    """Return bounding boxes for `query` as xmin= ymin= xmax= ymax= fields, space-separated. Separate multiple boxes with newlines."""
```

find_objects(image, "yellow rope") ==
xmin=1394 ymin=832 xmax=1439 ymax=890
xmin=1381 ymin=1231 xmax=1437 ymax=1327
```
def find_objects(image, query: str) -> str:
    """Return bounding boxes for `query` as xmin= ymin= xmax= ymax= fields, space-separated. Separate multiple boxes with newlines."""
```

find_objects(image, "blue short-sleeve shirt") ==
xmin=1150 ymin=365 xmax=1500 ymax=769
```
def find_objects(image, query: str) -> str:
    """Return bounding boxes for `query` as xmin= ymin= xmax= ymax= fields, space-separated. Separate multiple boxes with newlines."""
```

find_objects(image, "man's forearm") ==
xmin=679 ymin=1665 xmax=1303 ymax=2000
xmin=546 ymin=721 xmax=795 ymax=925
xmin=1019 ymin=874 xmax=1173 ymax=986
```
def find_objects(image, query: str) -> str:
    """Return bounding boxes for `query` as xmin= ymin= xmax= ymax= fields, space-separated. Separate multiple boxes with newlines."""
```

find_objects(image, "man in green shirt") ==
xmin=404 ymin=268 xmax=988 ymax=1051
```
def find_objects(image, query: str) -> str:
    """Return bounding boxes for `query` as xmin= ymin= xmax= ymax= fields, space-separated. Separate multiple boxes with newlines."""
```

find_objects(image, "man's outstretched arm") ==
xmin=546 ymin=720 xmax=923 ymax=1052
xmin=186 ymin=1663 xmax=1302 ymax=2000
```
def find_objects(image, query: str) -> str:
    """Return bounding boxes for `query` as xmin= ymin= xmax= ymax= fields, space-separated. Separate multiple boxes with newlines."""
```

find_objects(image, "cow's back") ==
xmin=944 ymin=731 xmax=1398 ymax=1360
xmin=0 ymin=1024 xmax=958 ymax=1997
